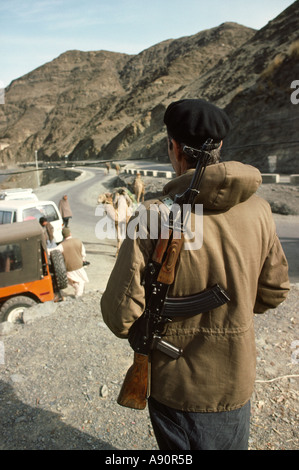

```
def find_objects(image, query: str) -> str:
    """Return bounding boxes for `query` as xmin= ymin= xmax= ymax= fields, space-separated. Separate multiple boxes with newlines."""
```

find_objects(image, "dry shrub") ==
xmin=288 ymin=40 xmax=299 ymax=59
xmin=261 ymin=54 xmax=285 ymax=79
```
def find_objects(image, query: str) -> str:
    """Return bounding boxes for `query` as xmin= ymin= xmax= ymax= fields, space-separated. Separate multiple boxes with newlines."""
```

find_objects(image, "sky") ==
xmin=0 ymin=0 xmax=296 ymax=88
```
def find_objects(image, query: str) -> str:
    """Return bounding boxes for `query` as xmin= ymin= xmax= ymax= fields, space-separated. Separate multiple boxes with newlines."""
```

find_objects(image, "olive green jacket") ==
xmin=101 ymin=161 xmax=290 ymax=412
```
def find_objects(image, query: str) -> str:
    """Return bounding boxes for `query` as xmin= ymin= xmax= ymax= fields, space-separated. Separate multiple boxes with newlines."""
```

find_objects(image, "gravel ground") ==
xmin=0 ymin=170 xmax=298 ymax=451
xmin=256 ymin=183 xmax=299 ymax=216
xmin=0 ymin=285 xmax=298 ymax=451
xmin=0 ymin=293 xmax=157 ymax=451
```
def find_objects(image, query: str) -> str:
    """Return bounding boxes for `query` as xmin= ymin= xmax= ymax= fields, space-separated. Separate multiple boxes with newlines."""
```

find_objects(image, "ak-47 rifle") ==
xmin=117 ymin=139 xmax=230 ymax=410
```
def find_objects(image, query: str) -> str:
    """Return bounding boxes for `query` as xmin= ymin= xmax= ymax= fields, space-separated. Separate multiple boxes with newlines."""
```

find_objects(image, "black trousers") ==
xmin=148 ymin=397 xmax=251 ymax=450
xmin=63 ymin=217 xmax=71 ymax=228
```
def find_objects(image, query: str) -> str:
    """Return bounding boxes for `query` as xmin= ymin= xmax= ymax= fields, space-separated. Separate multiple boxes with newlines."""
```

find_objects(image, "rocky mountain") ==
xmin=0 ymin=1 xmax=298 ymax=172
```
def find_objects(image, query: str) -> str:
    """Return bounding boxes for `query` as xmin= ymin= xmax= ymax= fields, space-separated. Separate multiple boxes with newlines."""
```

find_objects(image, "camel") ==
xmin=97 ymin=189 xmax=133 ymax=256
xmin=110 ymin=162 xmax=120 ymax=175
xmin=133 ymin=173 xmax=145 ymax=203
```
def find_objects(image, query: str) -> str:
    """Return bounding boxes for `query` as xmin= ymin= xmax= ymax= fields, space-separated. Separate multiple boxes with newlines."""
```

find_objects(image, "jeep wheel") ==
xmin=50 ymin=250 xmax=68 ymax=290
xmin=0 ymin=296 xmax=37 ymax=323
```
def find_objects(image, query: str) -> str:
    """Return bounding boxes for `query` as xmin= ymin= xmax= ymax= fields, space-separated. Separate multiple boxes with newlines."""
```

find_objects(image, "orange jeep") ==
xmin=0 ymin=219 xmax=67 ymax=323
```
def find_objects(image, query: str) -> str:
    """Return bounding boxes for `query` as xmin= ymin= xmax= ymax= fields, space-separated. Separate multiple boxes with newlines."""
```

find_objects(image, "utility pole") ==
xmin=35 ymin=150 xmax=40 ymax=186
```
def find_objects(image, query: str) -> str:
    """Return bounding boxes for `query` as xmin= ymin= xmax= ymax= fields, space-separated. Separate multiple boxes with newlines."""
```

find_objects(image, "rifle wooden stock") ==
xmin=117 ymin=352 xmax=148 ymax=409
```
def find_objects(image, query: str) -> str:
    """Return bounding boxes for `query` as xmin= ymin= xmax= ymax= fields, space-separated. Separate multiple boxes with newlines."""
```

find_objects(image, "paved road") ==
xmin=35 ymin=166 xmax=299 ymax=289
xmin=274 ymin=214 xmax=299 ymax=284
xmin=35 ymin=168 xmax=118 ymax=294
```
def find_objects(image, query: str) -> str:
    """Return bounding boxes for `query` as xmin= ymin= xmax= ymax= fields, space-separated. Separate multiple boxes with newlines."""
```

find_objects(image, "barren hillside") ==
xmin=0 ymin=1 xmax=298 ymax=172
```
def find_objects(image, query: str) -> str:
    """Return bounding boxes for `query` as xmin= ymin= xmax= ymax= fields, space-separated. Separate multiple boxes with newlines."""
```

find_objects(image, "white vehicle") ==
xmin=0 ymin=200 xmax=64 ymax=243
xmin=0 ymin=188 xmax=38 ymax=202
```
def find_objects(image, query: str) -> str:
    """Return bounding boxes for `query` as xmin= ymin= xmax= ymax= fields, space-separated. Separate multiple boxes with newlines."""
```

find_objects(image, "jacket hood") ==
xmin=163 ymin=161 xmax=262 ymax=211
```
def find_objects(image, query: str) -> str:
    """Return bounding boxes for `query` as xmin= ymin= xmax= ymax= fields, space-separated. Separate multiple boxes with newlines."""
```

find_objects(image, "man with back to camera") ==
xmin=100 ymin=99 xmax=290 ymax=450
xmin=59 ymin=194 xmax=73 ymax=228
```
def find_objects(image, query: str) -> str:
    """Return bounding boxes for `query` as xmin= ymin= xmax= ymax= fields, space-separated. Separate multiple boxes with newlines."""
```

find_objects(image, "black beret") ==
xmin=164 ymin=99 xmax=232 ymax=148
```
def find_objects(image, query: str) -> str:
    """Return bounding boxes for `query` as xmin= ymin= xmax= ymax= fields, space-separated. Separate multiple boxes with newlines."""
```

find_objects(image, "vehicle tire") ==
xmin=0 ymin=296 xmax=37 ymax=323
xmin=50 ymin=250 xmax=68 ymax=290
